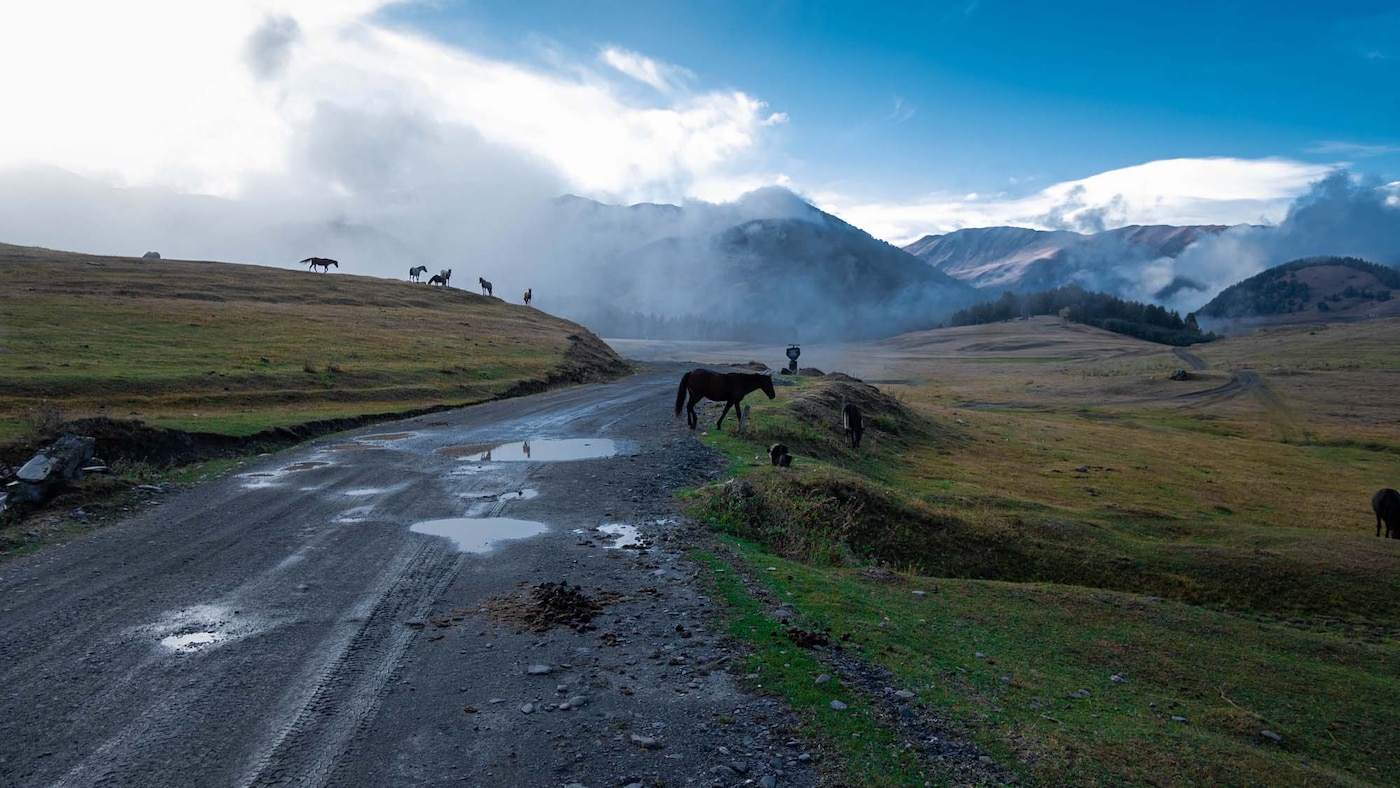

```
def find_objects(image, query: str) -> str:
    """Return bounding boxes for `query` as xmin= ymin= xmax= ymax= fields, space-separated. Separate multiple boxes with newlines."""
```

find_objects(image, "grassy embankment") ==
xmin=0 ymin=243 xmax=626 ymax=442
xmin=687 ymin=317 xmax=1400 ymax=786
xmin=0 ymin=243 xmax=628 ymax=556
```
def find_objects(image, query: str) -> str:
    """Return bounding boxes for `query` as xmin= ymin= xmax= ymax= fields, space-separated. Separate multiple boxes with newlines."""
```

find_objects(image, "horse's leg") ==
xmin=716 ymin=401 xmax=734 ymax=430
xmin=686 ymin=394 xmax=699 ymax=429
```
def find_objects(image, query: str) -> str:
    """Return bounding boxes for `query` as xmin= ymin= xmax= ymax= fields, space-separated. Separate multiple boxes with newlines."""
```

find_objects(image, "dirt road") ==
xmin=0 ymin=368 xmax=816 ymax=787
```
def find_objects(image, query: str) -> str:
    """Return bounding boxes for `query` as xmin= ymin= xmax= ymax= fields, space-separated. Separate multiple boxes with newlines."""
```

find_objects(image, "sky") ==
xmin=0 ymin=0 xmax=1397 ymax=252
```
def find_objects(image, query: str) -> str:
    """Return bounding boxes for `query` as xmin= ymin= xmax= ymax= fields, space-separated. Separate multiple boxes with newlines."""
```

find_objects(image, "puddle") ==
xmin=597 ymin=523 xmax=643 ymax=549
xmin=324 ymin=443 xmax=383 ymax=452
xmin=150 ymin=604 xmax=256 ymax=655
xmin=342 ymin=488 xmax=387 ymax=497
xmin=411 ymin=517 xmax=549 ymax=553
xmin=281 ymin=461 xmax=330 ymax=472
xmin=161 ymin=632 xmax=224 ymax=652
xmin=498 ymin=488 xmax=539 ymax=502
xmin=357 ymin=432 xmax=414 ymax=442
xmin=435 ymin=439 xmax=617 ymax=462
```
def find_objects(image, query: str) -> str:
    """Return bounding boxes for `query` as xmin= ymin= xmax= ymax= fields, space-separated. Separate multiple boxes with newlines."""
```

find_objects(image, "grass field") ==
xmin=686 ymin=316 xmax=1400 ymax=785
xmin=0 ymin=243 xmax=627 ymax=443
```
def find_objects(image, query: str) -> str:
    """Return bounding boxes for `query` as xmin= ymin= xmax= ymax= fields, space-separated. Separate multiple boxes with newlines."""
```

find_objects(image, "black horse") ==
xmin=843 ymin=403 xmax=864 ymax=449
xmin=302 ymin=257 xmax=338 ymax=272
xmin=674 ymin=368 xmax=775 ymax=431
xmin=1374 ymin=488 xmax=1400 ymax=538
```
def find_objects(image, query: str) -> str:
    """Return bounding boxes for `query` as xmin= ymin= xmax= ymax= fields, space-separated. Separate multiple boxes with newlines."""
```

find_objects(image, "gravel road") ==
xmin=0 ymin=367 xmax=817 ymax=788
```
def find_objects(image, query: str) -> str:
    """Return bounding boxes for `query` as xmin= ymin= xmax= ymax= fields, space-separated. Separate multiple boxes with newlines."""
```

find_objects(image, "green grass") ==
xmin=683 ymin=324 xmax=1400 ymax=785
xmin=0 ymin=244 xmax=625 ymax=444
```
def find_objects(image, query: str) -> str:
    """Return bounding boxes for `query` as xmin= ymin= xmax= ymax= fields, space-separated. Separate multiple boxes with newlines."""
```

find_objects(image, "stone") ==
xmin=527 ymin=664 xmax=553 ymax=675
xmin=13 ymin=434 xmax=96 ymax=506
xmin=629 ymin=734 xmax=662 ymax=749
xmin=1261 ymin=730 xmax=1283 ymax=743
xmin=520 ymin=703 xmax=534 ymax=714
xmin=829 ymin=700 xmax=847 ymax=710
xmin=815 ymin=674 xmax=830 ymax=684
xmin=894 ymin=689 xmax=916 ymax=699
xmin=760 ymin=777 xmax=777 ymax=788
xmin=1172 ymin=716 xmax=1187 ymax=723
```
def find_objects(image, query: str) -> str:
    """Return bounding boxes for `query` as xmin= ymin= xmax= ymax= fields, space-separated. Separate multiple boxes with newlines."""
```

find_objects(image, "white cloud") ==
xmin=0 ymin=1 xmax=785 ymax=204
xmin=820 ymin=157 xmax=1337 ymax=245
xmin=599 ymin=45 xmax=692 ymax=94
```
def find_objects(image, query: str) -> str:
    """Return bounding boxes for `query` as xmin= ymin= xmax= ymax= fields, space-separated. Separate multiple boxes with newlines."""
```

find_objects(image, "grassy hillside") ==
xmin=0 ymin=243 xmax=628 ymax=447
xmin=685 ymin=318 xmax=1400 ymax=785
xmin=1199 ymin=256 xmax=1400 ymax=330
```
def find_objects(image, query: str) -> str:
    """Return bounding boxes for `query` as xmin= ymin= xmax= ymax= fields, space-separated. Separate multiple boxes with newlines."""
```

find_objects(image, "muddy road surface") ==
xmin=0 ymin=368 xmax=817 ymax=788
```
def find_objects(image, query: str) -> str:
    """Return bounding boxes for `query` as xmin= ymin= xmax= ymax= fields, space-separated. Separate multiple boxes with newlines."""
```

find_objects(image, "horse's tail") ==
xmin=674 ymin=372 xmax=690 ymax=418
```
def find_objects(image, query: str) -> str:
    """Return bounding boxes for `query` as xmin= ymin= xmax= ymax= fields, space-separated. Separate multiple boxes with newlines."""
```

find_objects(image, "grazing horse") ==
xmin=523 ymin=288 xmax=532 ymax=306
xmin=479 ymin=277 xmax=493 ymax=296
xmin=409 ymin=265 xmax=428 ymax=282
xmin=1374 ymin=488 xmax=1400 ymax=538
xmin=438 ymin=268 xmax=452 ymax=287
xmin=302 ymin=257 xmax=338 ymax=272
xmin=843 ymin=403 xmax=864 ymax=449
xmin=673 ymin=368 xmax=775 ymax=431
xmin=428 ymin=273 xmax=447 ymax=286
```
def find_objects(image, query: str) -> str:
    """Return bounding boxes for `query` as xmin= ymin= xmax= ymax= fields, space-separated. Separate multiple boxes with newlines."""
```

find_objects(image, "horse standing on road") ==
xmin=523 ymin=288 xmax=532 ymax=306
xmin=673 ymin=368 xmax=775 ymax=431
xmin=479 ymin=277 xmax=493 ymax=296
xmin=409 ymin=265 xmax=428 ymax=282
xmin=302 ymin=257 xmax=338 ymax=272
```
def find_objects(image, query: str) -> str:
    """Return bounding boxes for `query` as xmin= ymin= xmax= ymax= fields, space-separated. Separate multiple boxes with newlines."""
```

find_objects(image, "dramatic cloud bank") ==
xmin=825 ymin=157 xmax=1335 ymax=246
xmin=1155 ymin=172 xmax=1400 ymax=312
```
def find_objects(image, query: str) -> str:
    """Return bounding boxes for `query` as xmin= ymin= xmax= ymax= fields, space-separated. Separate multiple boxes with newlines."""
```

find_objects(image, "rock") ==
xmin=142 ymin=251 xmax=161 ymax=259
xmin=760 ymin=777 xmax=777 ymax=788
xmin=709 ymin=765 xmax=737 ymax=776
xmin=894 ymin=689 xmax=916 ymax=699
xmin=13 ymin=434 xmax=96 ymax=506
xmin=629 ymin=734 xmax=662 ymax=749
xmin=520 ymin=703 xmax=535 ymax=714
xmin=829 ymin=700 xmax=847 ymax=710
xmin=814 ymin=673 xmax=830 ymax=684
xmin=526 ymin=664 xmax=553 ymax=675
xmin=729 ymin=761 xmax=748 ymax=774
xmin=1172 ymin=716 xmax=1187 ymax=723
xmin=1261 ymin=730 xmax=1283 ymax=743
xmin=568 ymin=695 xmax=588 ymax=708
xmin=1068 ymin=689 xmax=1091 ymax=699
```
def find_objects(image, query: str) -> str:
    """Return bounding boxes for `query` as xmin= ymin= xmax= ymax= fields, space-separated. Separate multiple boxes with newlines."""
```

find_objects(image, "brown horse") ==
xmin=674 ymin=368 xmax=775 ymax=430
xmin=1374 ymin=488 xmax=1400 ymax=538
xmin=523 ymin=288 xmax=532 ymax=306
xmin=302 ymin=257 xmax=338 ymax=272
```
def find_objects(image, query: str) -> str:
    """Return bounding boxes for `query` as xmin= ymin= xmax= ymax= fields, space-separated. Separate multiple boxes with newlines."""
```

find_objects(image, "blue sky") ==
xmin=385 ymin=0 xmax=1400 ymax=199
xmin=0 ymin=0 xmax=1396 ymax=247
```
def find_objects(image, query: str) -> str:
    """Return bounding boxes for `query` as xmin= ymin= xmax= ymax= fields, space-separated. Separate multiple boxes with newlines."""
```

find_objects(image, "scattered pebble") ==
xmin=814 ymin=674 xmax=830 ymax=684
xmin=630 ymin=734 xmax=662 ymax=749
xmin=1172 ymin=716 xmax=1188 ymax=723
xmin=526 ymin=664 xmax=552 ymax=676
xmin=1261 ymin=730 xmax=1283 ymax=743
xmin=894 ymin=689 xmax=916 ymax=700
xmin=519 ymin=703 xmax=534 ymax=714
xmin=1069 ymin=689 xmax=1091 ymax=699
xmin=829 ymin=700 xmax=847 ymax=710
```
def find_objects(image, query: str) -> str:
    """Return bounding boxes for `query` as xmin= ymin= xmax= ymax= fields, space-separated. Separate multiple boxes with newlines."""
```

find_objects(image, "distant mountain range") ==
xmin=902 ymin=224 xmax=1228 ymax=295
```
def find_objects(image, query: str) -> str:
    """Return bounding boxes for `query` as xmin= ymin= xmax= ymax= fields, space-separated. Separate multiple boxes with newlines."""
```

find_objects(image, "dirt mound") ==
xmin=480 ymin=581 xmax=621 ymax=634
xmin=787 ymin=376 xmax=909 ymax=431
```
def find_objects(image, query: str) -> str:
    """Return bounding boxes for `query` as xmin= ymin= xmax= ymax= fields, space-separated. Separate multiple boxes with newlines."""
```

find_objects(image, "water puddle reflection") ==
xmin=597 ymin=523 xmax=644 ymax=549
xmin=161 ymin=632 xmax=224 ymax=652
xmin=498 ymin=488 xmax=539 ymax=501
xmin=358 ymin=432 xmax=414 ymax=442
xmin=281 ymin=461 xmax=330 ymax=472
xmin=435 ymin=439 xmax=617 ymax=462
xmin=411 ymin=517 xmax=549 ymax=553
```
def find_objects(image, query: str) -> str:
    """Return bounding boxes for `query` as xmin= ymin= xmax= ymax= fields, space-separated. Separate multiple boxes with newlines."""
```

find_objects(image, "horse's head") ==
xmin=760 ymin=373 xmax=776 ymax=399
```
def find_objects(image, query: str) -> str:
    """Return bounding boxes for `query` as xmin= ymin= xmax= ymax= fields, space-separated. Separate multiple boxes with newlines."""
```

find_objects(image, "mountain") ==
xmin=1197 ymin=256 xmax=1400 ymax=326
xmin=563 ymin=194 xmax=979 ymax=341
xmin=902 ymin=224 xmax=1228 ymax=294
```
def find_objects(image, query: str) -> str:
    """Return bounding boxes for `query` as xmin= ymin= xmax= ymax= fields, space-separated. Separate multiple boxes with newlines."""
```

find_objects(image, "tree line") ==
xmin=947 ymin=286 xmax=1216 ymax=346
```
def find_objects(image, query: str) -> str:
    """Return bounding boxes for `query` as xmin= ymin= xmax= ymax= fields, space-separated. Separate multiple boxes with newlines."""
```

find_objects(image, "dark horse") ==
xmin=523 ymin=288 xmax=532 ymax=306
xmin=1375 ymin=488 xmax=1400 ymax=538
xmin=302 ymin=257 xmax=338 ymax=272
xmin=479 ymin=277 xmax=493 ymax=296
xmin=843 ymin=403 xmax=864 ymax=449
xmin=674 ymin=368 xmax=775 ymax=431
